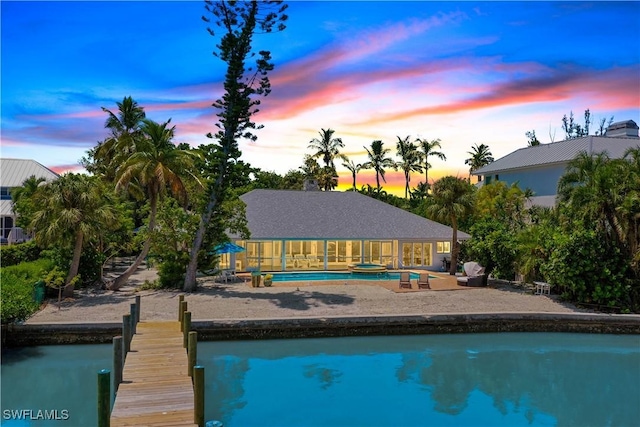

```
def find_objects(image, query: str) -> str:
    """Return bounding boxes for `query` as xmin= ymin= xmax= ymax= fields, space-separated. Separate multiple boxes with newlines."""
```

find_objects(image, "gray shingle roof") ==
xmin=238 ymin=189 xmax=470 ymax=240
xmin=473 ymin=136 xmax=640 ymax=175
xmin=1 ymin=158 xmax=59 ymax=187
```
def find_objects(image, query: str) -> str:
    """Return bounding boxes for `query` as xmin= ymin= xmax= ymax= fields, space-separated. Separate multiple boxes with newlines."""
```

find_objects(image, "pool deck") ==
xmin=237 ymin=270 xmax=466 ymax=293
xmin=5 ymin=264 xmax=640 ymax=347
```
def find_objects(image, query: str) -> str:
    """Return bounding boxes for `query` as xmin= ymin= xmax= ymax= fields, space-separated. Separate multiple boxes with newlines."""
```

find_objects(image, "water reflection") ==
xmin=1 ymin=344 xmax=111 ymax=427
xmin=201 ymin=333 xmax=640 ymax=427
xmin=2 ymin=335 xmax=637 ymax=427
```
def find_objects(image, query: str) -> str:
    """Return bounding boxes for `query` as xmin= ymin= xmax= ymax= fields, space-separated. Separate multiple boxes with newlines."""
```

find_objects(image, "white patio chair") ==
xmin=534 ymin=281 xmax=551 ymax=295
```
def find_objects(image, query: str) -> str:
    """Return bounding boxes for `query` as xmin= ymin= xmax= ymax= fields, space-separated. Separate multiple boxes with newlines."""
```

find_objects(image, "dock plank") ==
xmin=110 ymin=321 xmax=197 ymax=427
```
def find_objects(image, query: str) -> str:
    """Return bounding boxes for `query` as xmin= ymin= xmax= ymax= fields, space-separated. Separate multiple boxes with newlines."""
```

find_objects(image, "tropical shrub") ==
xmin=1 ymin=258 xmax=54 ymax=323
xmin=541 ymin=228 xmax=630 ymax=309
xmin=0 ymin=240 xmax=42 ymax=267
xmin=464 ymin=217 xmax=518 ymax=280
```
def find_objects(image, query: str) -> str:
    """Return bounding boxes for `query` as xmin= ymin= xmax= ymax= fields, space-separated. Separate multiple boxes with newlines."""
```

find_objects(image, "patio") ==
xmin=234 ymin=271 xmax=471 ymax=293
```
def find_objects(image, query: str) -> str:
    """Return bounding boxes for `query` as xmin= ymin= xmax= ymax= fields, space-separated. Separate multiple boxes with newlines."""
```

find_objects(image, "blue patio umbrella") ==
xmin=211 ymin=242 xmax=246 ymax=255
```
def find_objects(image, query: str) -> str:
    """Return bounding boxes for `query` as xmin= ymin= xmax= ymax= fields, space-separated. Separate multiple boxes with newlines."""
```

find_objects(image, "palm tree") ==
xmin=416 ymin=137 xmax=446 ymax=186
xmin=425 ymin=176 xmax=475 ymax=275
xmin=340 ymin=155 xmax=363 ymax=190
xmin=558 ymin=151 xmax=626 ymax=251
xmin=362 ymin=140 xmax=396 ymax=192
xmin=108 ymin=119 xmax=201 ymax=290
xmin=30 ymin=174 xmax=117 ymax=296
xmin=622 ymin=147 xmax=640 ymax=273
xmin=411 ymin=181 xmax=430 ymax=200
xmin=91 ymin=96 xmax=146 ymax=181
xmin=11 ymin=175 xmax=47 ymax=229
xmin=308 ymin=128 xmax=344 ymax=169
xmin=465 ymin=143 xmax=494 ymax=183
xmin=395 ymin=136 xmax=423 ymax=199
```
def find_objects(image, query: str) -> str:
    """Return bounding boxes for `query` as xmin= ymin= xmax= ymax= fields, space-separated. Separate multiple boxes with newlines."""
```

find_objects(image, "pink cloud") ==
xmin=353 ymin=65 xmax=640 ymax=126
xmin=49 ymin=164 xmax=84 ymax=174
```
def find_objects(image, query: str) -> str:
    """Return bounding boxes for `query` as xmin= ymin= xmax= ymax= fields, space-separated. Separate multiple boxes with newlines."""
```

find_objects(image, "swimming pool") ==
xmin=271 ymin=271 xmax=426 ymax=282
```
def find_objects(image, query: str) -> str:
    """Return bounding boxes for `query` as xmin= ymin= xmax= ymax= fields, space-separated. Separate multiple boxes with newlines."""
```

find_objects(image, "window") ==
xmin=436 ymin=241 xmax=451 ymax=254
xmin=401 ymin=242 xmax=432 ymax=267
xmin=0 ymin=187 xmax=11 ymax=200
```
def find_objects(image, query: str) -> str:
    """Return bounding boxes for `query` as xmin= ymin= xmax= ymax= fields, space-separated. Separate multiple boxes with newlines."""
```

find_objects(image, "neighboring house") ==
xmin=472 ymin=120 xmax=640 ymax=207
xmin=229 ymin=189 xmax=470 ymax=272
xmin=0 ymin=158 xmax=59 ymax=241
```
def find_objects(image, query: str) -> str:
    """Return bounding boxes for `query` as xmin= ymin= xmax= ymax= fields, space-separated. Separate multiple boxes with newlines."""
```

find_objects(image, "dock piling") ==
xmin=183 ymin=311 xmax=192 ymax=348
xmin=178 ymin=295 xmax=184 ymax=321
xmin=97 ymin=369 xmax=111 ymax=427
xmin=180 ymin=300 xmax=188 ymax=332
xmin=122 ymin=314 xmax=131 ymax=355
xmin=113 ymin=336 xmax=123 ymax=395
xmin=194 ymin=365 xmax=205 ymax=427
xmin=130 ymin=303 xmax=137 ymax=335
xmin=188 ymin=331 xmax=197 ymax=378
xmin=135 ymin=295 xmax=141 ymax=323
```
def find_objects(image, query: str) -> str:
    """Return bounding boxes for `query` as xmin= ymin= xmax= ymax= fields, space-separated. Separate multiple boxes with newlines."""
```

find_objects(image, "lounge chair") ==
xmin=456 ymin=262 xmax=487 ymax=287
xmin=417 ymin=273 xmax=430 ymax=289
xmin=399 ymin=271 xmax=411 ymax=289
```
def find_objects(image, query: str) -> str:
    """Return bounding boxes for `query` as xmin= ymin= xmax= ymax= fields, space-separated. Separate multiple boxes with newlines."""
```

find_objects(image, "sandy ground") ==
xmin=24 ymin=262 xmax=588 ymax=324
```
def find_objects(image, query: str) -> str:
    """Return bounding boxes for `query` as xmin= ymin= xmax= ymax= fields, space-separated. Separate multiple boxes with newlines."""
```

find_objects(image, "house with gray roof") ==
xmin=0 ymin=158 xmax=59 ymax=241
xmin=228 ymin=189 xmax=470 ymax=272
xmin=472 ymin=120 xmax=640 ymax=207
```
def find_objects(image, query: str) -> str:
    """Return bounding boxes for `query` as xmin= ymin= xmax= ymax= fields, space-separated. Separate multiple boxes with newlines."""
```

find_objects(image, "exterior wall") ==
xmin=484 ymin=163 xmax=567 ymax=196
xmin=232 ymin=238 xmax=454 ymax=272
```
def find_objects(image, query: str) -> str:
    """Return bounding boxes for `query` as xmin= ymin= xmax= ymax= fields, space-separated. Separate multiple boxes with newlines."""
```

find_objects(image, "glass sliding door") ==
xmin=400 ymin=242 xmax=434 ymax=268
xmin=326 ymin=240 xmax=362 ymax=270
xmin=364 ymin=240 xmax=394 ymax=265
xmin=285 ymin=240 xmax=325 ymax=270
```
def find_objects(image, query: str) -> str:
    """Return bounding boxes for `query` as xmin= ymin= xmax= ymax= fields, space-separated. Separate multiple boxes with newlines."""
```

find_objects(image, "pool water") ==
xmin=271 ymin=271 xmax=427 ymax=282
xmin=2 ymin=333 xmax=639 ymax=426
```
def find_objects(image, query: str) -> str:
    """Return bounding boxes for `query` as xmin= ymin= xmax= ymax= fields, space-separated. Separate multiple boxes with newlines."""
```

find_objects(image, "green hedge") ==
xmin=1 ymin=258 xmax=54 ymax=323
xmin=0 ymin=241 xmax=42 ymax=267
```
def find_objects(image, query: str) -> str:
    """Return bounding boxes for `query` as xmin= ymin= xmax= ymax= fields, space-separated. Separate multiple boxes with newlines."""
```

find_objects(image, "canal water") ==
xmin=2 ymin=333 xmax=639 ymax=426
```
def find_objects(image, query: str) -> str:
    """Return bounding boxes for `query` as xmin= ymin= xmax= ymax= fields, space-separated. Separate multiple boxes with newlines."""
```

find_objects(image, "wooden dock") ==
xmin=110 ymin=321 xmax=197 ymax=427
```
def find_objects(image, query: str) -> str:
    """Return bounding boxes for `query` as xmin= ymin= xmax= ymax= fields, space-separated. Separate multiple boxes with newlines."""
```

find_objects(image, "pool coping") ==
xmin=3 ymin=312 xmax=640 ymax=347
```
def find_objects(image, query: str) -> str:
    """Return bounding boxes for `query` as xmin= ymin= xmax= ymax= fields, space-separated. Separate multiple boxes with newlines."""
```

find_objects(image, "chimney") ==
xmin=605 ymin=120 xmax=639 ymax=138
xmin=303 ymin=179 xmax=319 ymax=191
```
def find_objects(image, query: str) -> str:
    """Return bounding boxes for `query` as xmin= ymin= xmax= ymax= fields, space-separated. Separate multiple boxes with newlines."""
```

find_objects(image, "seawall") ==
xmin=3 ymin=312 xmax=640 ymax=347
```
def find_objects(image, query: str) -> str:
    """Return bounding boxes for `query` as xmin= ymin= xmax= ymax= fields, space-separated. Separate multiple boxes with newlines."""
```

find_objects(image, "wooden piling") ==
xmin=113 ymin=336 xmax=123 ymax=395
xmin=180 ymin=300 xmax=188 ymax=332
xmin=122 ymin=314 xmax=131 ymax=355
xmin=178 ymin=294 xmax=185 ymax=321
xmin=188 ymin=331 xmax=197 ymax=378
xmin=130 ymin=303 xmax=137 ymax=335
xmin=135 ymin=295 xmax=141 ymax=323
xmin=97 ymin=369 xmax=111 ymax=427
xmin=183 ymin=311 xmax=191 ymax=348
xmin=193 ymin=365 xmax=204 ymax=427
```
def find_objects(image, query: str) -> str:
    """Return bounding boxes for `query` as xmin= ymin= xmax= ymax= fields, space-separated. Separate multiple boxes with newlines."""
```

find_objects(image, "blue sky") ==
xmin=2 ymin=1 xmax=639 ymax=193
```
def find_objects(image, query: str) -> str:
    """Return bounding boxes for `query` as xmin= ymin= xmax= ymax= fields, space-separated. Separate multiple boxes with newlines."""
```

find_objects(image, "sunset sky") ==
xmin=2 ymin=1 xmax=639 ymax=195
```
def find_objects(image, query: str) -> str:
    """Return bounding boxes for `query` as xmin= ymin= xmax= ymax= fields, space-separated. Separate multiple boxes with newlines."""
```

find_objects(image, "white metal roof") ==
xmin=0 ymin=158 xmax=59 ymax=187
xmin=473 ymin=136 xmax=640 ymax=175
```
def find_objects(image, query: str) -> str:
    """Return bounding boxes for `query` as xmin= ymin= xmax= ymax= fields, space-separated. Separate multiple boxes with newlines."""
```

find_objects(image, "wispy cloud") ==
xmin=353 ymin=64 xmax=640 ymax=126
